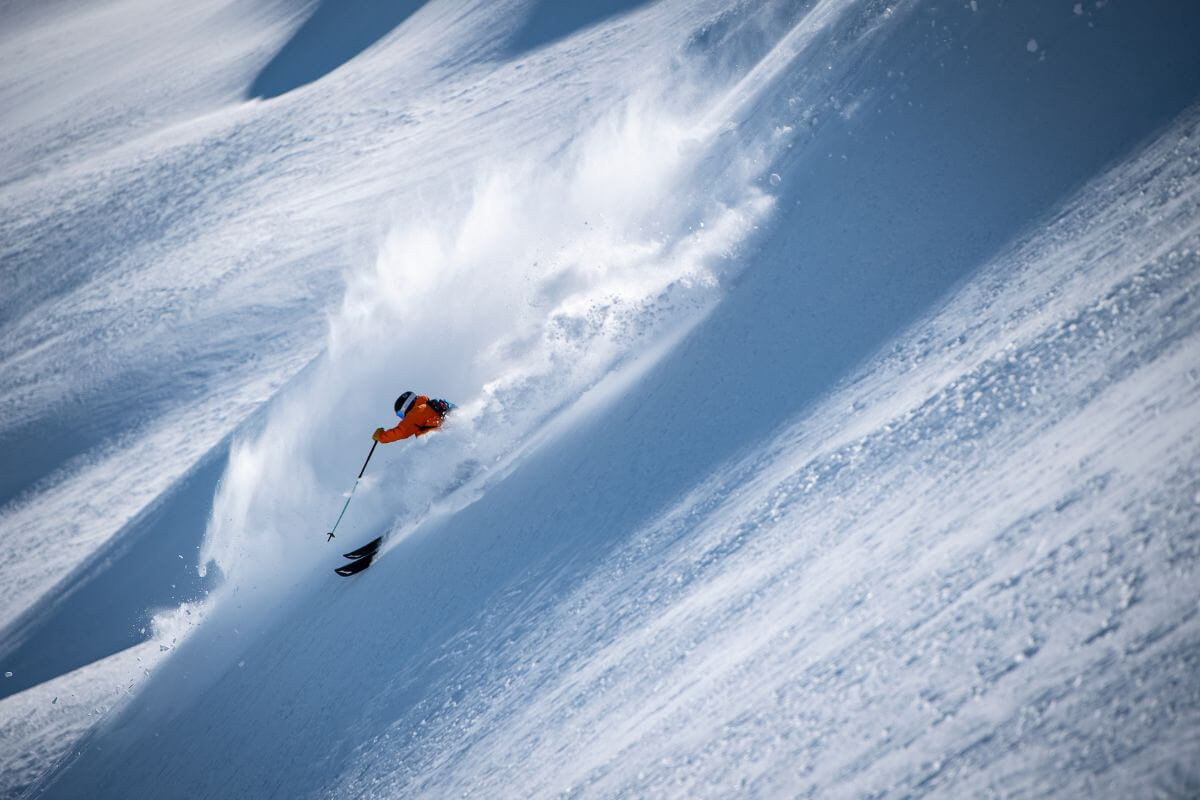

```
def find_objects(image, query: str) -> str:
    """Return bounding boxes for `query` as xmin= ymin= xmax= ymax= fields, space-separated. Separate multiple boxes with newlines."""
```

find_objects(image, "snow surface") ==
xmin=2 ymin=0 xmax=1199 ymax=798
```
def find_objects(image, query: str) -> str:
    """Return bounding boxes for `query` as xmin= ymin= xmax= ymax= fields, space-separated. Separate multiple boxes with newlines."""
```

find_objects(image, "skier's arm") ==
xmin=374 ymin=421 xmax=416 ymax=443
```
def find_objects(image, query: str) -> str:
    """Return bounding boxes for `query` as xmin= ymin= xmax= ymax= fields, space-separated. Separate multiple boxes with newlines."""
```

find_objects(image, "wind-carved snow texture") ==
xmin=4 ymin=0 xmax=1200 ymax=797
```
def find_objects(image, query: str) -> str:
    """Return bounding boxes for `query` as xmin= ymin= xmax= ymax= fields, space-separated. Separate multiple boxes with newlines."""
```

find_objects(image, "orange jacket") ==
xmin=376 ymin=395 xmax=444 ymax=442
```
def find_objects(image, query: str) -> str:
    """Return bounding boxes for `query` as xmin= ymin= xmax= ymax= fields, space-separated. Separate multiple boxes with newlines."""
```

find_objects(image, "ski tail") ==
xmin=335 ymin=554 xmax=375 ymax=576
xmin=342 ymin=536 xmax=383 ymax=560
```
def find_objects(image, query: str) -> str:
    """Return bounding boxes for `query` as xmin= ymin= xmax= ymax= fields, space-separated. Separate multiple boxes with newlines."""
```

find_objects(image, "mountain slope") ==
xmin=4 ymin=0 xmax=1200 ymax=798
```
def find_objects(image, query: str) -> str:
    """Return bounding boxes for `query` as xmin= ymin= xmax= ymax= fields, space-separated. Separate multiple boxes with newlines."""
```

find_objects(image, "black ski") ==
xmin=342 ymin=536 xmax=383 ymax=560
xmin=335 ymin=554 xmax=375 ymax=577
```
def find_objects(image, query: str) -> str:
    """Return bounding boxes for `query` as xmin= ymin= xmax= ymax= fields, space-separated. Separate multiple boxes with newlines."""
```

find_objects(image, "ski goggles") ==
xmin=396 ymin=392 xmax=417 ymax=418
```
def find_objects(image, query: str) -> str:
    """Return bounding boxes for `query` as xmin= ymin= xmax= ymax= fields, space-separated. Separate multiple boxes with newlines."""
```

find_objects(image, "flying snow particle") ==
xmin=1026 ymin=39 xmax=1039 ymax=53
xmin=769 ymin=173 xmax=782 ymax=187
xmin=4 ymin=671 xmax=11 ymax=678
xmin=1073 ymin=3 xmax=1083 ymax=13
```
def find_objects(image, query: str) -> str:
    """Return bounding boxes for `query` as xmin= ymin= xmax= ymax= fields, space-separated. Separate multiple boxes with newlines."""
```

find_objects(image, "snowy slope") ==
xmin=1 ymin=0 xmax=733 ymax=688
xmin=2 ymin=0 xmax=782 ymax=786
xmin=3 ymin=0 xmax=1200 ymax=797
xmin=0 ymin=603 xmax=201 ymax=799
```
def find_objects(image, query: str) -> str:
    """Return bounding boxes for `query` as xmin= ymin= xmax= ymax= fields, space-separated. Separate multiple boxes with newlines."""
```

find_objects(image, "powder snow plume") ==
xmin=199 ymin=89 xmax=777 ymax=593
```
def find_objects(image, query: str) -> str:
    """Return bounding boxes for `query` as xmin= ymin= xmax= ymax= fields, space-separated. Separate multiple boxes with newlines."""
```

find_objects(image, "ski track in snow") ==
xmin=2 ymin=0 xmax=1200 ymax=797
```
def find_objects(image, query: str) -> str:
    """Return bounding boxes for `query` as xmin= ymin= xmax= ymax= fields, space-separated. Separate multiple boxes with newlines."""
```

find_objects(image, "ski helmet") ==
xmin=394 ymin=391 xmax=416 ymax=417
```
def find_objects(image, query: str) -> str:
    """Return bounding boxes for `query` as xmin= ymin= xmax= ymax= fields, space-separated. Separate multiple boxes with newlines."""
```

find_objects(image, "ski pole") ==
xmin=326 ymin=440 xmax=378 ymax=541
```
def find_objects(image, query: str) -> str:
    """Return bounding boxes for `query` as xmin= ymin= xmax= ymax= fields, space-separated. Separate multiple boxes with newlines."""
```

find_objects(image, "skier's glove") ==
xmin=373 ymin=427 xmax=385 ymax=442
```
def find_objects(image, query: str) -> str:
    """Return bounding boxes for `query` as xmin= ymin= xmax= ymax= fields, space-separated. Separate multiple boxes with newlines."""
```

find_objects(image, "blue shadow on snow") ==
xmin=248 ymin=0 xmax=428 ymax=99
xmin=505 ymin=0 xmax=654 ymax=55
xmin=0 ymin=448 xmax=224 ymax=700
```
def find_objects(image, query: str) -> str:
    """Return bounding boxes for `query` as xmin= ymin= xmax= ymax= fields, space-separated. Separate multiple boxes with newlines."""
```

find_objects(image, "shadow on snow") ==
xmin=247 ymin=0 xmax=429 ymax=99
xmin=504 ymin=0 xmax=655 ymax=56
xmin=0 ymin=449 xmax=224 ymax=701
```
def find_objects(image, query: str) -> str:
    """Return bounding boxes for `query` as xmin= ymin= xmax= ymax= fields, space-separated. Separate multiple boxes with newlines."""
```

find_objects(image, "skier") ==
xmin=373 ymin=391 xmax=454 ymax=443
